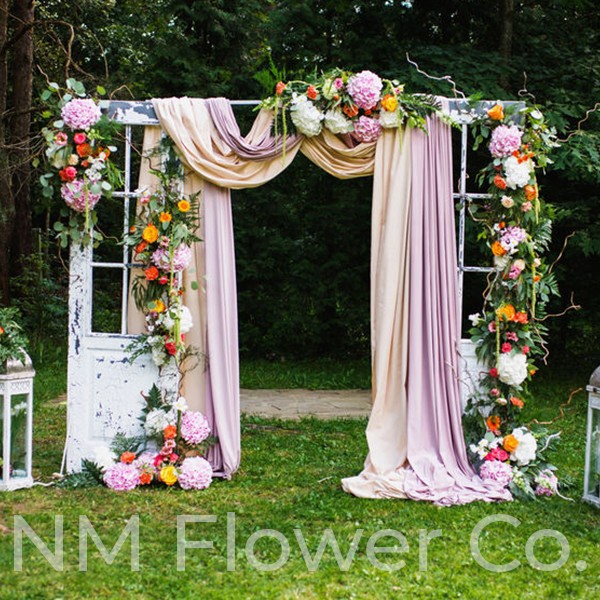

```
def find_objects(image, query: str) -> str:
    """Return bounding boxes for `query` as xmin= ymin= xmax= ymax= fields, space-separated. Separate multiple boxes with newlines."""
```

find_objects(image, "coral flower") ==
xmin=0 ymin=326 xmax=4 ymax=335
xmin=275 ymin=81 xmax=286 ymax=96
xmin=486 ymin=415 xmax=501 ymax=435
xmin=139 ymin=472 xmax=153 ymax=485
xmin=513 ymin=311 xmax=529 ymax=324
xmin=142 ymin=224 xmax=159 ymax=243
xmin=493 ymin=174 xmax=507 ymax=190
xmin=503 ymin=434 xmax=519 ymax=453
xmin=163 ymin=424 xmax=177 ymax=440
xmin=343 ymin=104 xmax=359 ymax=118
xmin=178 ymin=199 xmax=190 ymax=212
xmin=145 ymin=266 xmax=159 ymax=281
xmin=306 ymin=85 xmax=318 ymax=100
xmin=524 ymin=185 xmax=537 ymax=201
xmin=135 ymin=241 xmax=147 ymax=255
xmin=510 ymin=396 xmax=525 ymax=408
xmin=487 ymin=103 xmax=504 ymax=120
xmin=159 ymin=212 xmax=172 ymax=223
xmin=491 ymin=241 xmax=507 ymax=257
xmin=120 ymin=451 xmax=136 ymax=464
xmin=76 ymin=143 xmax=93 ymax=158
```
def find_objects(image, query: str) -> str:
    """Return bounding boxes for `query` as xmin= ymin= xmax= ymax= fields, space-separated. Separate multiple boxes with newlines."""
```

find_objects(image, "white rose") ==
xmin=510 ymin=427 xmax=538 ymax=466
xmin=497 ymin=352 xmax=528 ymax=387
xmin=500 ymin=195 xmax=514 ymax=209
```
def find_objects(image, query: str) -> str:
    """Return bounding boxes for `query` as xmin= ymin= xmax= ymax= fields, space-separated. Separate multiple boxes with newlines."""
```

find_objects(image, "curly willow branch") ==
xmin=405 ymin=53 xmax=466 ymax=99
xmin=557 ymin=102 xmax=600 ymax=143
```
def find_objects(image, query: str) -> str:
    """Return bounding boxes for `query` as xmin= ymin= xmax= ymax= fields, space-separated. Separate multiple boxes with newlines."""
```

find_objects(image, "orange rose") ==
xmin=524 ymin=185 xmax=537 ymax=201
xmin=135 ymin=241 xmax=147 ymax=255
xmin=510 ymin=396 xmax=524 ymax=408
xmin=121 ymin=451 xmax=136 ymax=464
xmin=494 ymin=175 xmax=507 ymax=190
xmin=487 ymin=103 xmax=504 ymax=121
xmin=503 ymin=434 xmax=519 ymax=453
xmin=513 ymin=311 xmax=529 ymax=324
xmin=142 ymin=224 xmax=159 ymax=243
xmin=275 ymin=81 xmax=286 ymax=96
xmin=76 ymin=143 xmax=93 ymax=158
xmin=491 ymin=241 xmax=507 ymax=257
xmin=306 ymin=85 xmax=318 ymax=100
xmin=178 ymin=199 xmax=190 ymax=212
xmin=486 ymin=415 xmax=501 ymax=434
xmin=159 ymin=212 xmax=172 ymax=223
xmin=145 ymin=266 xmax=159 ymax=281
xmin=163 ymin=424 xmax=177 ymax=440
xmin=0 ymin=326 xmax=4 ymax=335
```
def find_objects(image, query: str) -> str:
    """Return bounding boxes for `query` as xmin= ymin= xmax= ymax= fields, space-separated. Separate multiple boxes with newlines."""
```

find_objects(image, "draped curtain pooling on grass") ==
xmin=135 ymin=96 xmax=510 ymax=504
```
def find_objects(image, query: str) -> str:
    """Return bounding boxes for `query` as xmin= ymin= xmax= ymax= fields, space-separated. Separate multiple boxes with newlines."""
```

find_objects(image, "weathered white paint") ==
xmin=459 ymin=339 xmax=485 ymax=411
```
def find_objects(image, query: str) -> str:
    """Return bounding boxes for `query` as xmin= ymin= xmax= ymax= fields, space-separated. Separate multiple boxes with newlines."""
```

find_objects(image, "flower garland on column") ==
xmin=464 ymin=102 xmax=563 ymax=499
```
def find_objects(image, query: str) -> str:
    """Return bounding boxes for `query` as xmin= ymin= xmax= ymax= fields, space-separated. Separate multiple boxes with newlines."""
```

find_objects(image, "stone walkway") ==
xmin=240 ymin=389 xmax=371 ymax=420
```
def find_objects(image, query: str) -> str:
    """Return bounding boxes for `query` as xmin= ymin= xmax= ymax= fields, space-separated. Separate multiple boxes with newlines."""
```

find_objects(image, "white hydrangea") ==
xmin=510 ymin=427 xmax=538 ymax=466
xmin=290 ymin=96 xmax=323 ymax=137
xmin=323 ymin=109 xmax=354 ymax=134
xmin=93 ymin=445 xmax=116 ymax=472
xmin=379 ymin=108 xmax=403 ymax=129
xmin=160 ymin=304 xmax=193 ymax=334
xmin=504 ymin=156 xmax=533 ymax=189
xmin=144 ymin=408 xmax=174 ymax=437
xmin=497 ymin=352 xmax=528 ymax=387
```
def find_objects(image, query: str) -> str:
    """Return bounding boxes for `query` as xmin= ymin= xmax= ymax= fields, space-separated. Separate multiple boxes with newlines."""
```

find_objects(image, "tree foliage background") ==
xmin=2 ymin=0 xmax=599 ymax=368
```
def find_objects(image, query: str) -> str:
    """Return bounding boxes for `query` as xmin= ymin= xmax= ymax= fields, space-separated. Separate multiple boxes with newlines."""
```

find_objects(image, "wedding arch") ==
xmin=62 ymin=92 xmax=535 ymax=504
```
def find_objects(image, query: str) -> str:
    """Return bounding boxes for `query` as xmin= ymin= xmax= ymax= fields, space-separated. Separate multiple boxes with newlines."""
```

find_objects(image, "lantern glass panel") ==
xmin=0 ymin=391 xmax=4 ymax=479
xmin=9 ymin=393 xmax=28 ymax=479
xmin=587 ymin=407 xmax=600 ymax=498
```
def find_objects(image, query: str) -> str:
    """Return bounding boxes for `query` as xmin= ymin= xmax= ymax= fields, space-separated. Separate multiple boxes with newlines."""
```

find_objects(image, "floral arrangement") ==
xmin=0 ymin=307 xmax=28 ymax=368
xmin=93 ymin=385 xmax=214 ymax=491
xmin=259 ymin=68 xmax=441 ymax=143
xmin=40 ymin=78 xmax=123 ymax=247
xmin=463 ymin=101 xmax=563 ymax=499
xmin=124 ymin=142 xmax=201 ymax=371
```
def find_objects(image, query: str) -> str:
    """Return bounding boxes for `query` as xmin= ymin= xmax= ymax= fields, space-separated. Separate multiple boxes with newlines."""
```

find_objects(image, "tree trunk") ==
xmin=0 ymin=0 xmax=11 ymax=304
xmin=9 ymin=0 xmax=35 ymax=285
xmin=499 ymin=0 xmax=514 ymax=90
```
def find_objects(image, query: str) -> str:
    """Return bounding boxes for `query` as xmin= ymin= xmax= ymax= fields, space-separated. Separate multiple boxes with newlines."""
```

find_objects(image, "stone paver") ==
xmin=240 ymin=389 xmax=371 ymax=420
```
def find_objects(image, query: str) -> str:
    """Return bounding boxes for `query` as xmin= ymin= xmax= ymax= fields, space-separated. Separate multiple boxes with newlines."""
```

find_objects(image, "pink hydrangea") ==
xmin=61 ymin=98 xmax=102 ymax=131
xmin=177 ymin=456 xmax=213 ymax=490
xmin=352 ymin=115 xmax=382 ymax=143
xmin=103 ymin=462 xmax=140 ymax=491
xmin=346 ymin=70 xmax=383 ymax=110
xmin=61 ymin=179 xmax=102 ymax=212
xmin=534 ymin=469 xmax=558 ymax=497
xmin=133 ymin=451 xmax=158 ymax=470
xmin=180 ymin=411 xmax=211 ymax=445
xmin=489 ymin=125 xmax=523 ymax=158
xmin=151 ymin=244 xmax=192 ymax=273
xmin=479 ymin=460 xmax=513 ymax=487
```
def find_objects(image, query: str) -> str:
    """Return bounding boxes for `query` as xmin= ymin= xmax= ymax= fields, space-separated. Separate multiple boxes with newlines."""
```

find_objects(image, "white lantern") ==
xmin=0 ymin=353 xmax=34 ymax=491
xmin=584 ymin=365 xmax=600 ymax=507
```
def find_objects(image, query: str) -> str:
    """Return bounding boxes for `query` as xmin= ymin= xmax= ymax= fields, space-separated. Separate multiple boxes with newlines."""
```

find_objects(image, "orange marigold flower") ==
xmin=145 ymin=266 xmax=159 ymax=281
xmin=487 ymin=103 xmax=504 ymax=121
xmin=142 ymin=224 xmax=159 ymax=243
xmin=275 ymin=81 xmax=286 ymax=96
xmin=524 ymin=185 xmax=537 ymax=201
xmin=491 ymin=241 xmax=507 ymax=257
xmin=343 ymin=104 xmax=359 ymax=118
xmin=120 ymin=451 xmax=136 ymax=464
xmin=533 ymin=275 xmax=541 ymax=283
xmin=496 ymin=304 xmax=516 ymax=321
xmin=486 ymin=415 xmax=501 ymax=435
xmin=159 ymin=212 xmax=172 ymax=223
xmin=510 ymin=396 xmax=524 ymax=408
xmin=493 ymin=174 xmax=507 ymax=190
xmin=163 ymin=424 xmax=177 ymax=440
xmin=306 ymin=85 xmax=318 ymax=100
xmin=178 ymin=199 xmax=191 ymax=212
xmin=139 ymin=472 xmax=153 ymax=485
xmin=0 ymin=326 xmax=4 ymax=335
xmin=503 ymin=434 xmax=519 ymax=453
xmin=381 ymin=94 xmax=398 ymax=112
xmin=129 ymin=225 xmax=137 ymax=233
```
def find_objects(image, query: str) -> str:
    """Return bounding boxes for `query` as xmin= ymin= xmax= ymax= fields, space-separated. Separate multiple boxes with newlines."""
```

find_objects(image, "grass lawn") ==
xmin=1 ymin=359 xmax=599 ymax=599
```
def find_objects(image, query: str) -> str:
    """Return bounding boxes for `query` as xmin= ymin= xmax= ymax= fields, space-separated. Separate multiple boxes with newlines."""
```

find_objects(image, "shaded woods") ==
xmin=2 ymin=0 xmax=599 ymax=367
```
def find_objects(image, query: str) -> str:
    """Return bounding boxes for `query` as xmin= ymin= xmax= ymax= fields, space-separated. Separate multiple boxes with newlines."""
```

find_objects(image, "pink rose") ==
xmin=522 ymin=345 xmax=530 ymax=354
xmin=490 ymin=388 xmax=500 ymax=397
xmin=54 ymin=132 xmax=68 ymax=146
xmin=521 ymin=201 xmax=533 ymax=212
xmin=501 ymin=342 xmax=512 ymax=353
xmin=73 ymin=132 xmax=87 ymax=144
xmin=488 ymin=321 xmax=496 ymax=333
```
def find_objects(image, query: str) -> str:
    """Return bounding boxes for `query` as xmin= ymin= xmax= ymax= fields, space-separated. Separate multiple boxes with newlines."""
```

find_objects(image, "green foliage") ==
xmin=57 ymin=459 xmax=104 ymax=489
xmin=0 ymin=307 xmax=28 ymax=366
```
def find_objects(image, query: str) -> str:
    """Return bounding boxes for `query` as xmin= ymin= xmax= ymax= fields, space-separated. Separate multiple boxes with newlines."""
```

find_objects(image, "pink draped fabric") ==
xmin=402 ymin=112 xmax=510 ymax=505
